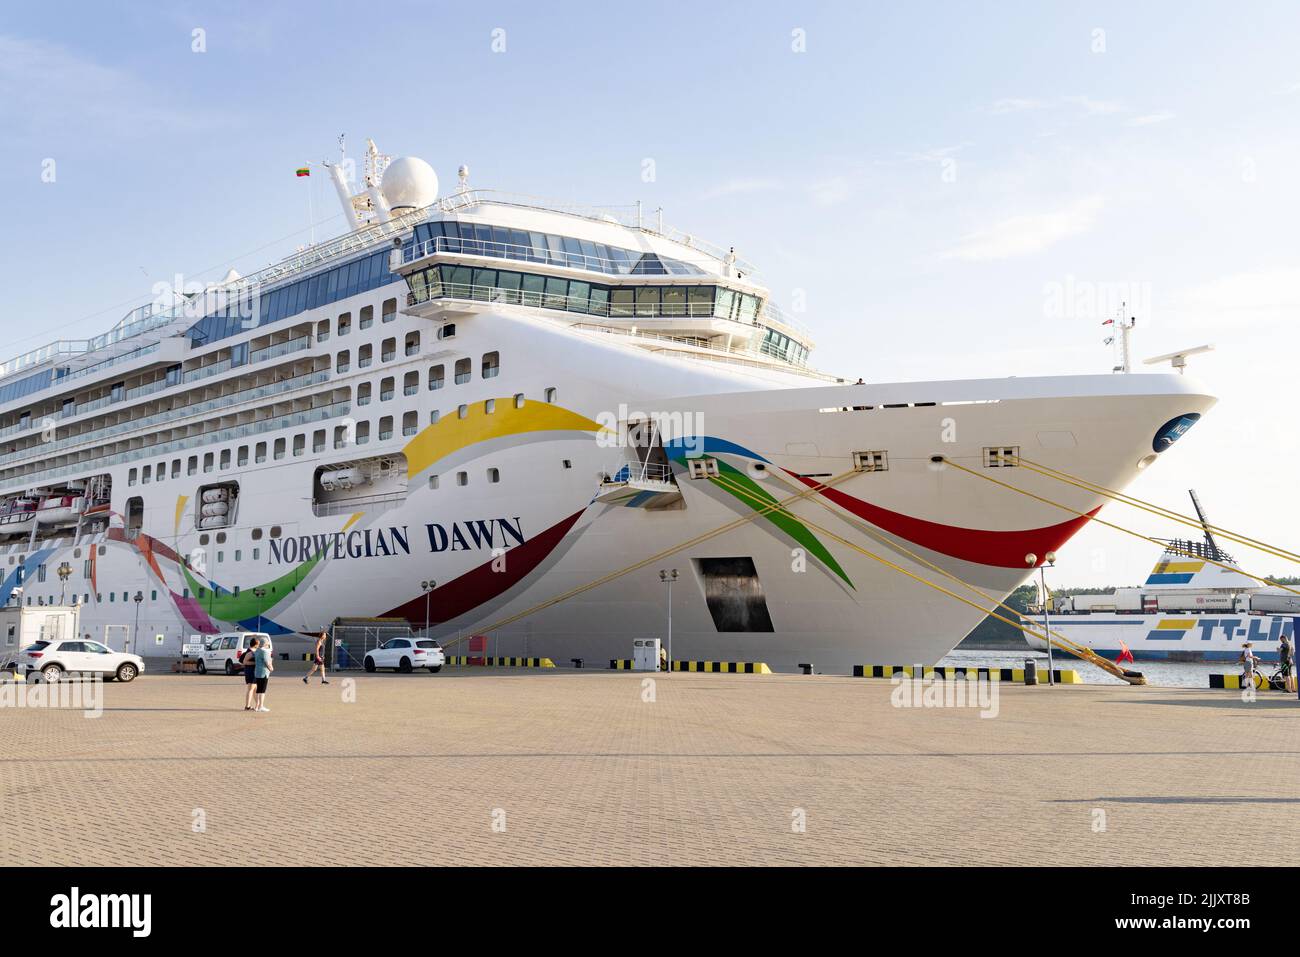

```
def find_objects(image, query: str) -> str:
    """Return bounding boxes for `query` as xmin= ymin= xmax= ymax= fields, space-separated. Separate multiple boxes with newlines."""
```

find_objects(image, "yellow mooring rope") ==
xmin=940 ymin=457 xmax=1300 ymax=601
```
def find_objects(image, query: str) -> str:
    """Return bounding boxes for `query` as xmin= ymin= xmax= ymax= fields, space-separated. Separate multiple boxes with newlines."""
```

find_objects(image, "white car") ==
xmin=196 ymin=632 xmax=273 ymax=675
xmin=20 ymin=639 xmax=144 ymax=683
xmin=363 ymin=638 xmax=444 ymax=673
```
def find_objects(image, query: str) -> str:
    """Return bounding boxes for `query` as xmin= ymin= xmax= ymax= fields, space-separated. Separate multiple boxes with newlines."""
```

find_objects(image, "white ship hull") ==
xmin=0 ymin=307 xmax=1215 ymax=673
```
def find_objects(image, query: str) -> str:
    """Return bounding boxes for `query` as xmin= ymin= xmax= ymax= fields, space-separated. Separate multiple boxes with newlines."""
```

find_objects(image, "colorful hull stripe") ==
xmin=402 ymin=398 xmax=609 ymax=477
xmin=382 ymin=509 xmax=585 ymax=626
xmin=792 ymin=474 xmax=1100 ymax=569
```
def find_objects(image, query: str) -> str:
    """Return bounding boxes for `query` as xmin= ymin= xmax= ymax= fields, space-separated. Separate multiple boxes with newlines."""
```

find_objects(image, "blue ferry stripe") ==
xmin=1144 ymin=573 xmax=1195 ymax=584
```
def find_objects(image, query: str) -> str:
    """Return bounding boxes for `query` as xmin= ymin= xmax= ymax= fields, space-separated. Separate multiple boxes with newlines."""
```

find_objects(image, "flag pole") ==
xmin=308 ymin=166 xmax=315 ymax=246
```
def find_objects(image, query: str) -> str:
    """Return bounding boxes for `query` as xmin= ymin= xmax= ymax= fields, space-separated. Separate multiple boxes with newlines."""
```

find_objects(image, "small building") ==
xmin=0 ymin=604 xmax=81 ymax=668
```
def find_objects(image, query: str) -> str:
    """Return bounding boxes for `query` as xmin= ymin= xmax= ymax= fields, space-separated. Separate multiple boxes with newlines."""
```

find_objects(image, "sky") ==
xmin=1 ymin=0 xmax=1297 ymax=588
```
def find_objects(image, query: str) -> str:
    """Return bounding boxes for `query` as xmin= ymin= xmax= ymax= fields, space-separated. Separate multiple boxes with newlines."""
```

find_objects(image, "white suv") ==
xmin=196 ymin=632 xmax=273 ymax=675
xmin=20 ymin=639 xmax=144 ymax=683
xmin=363 ymin=638 xmax=445 ymax=673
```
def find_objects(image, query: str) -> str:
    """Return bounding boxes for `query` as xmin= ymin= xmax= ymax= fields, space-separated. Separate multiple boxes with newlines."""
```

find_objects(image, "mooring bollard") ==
xmin=1024 ymin=659 xmax=1038 ymax=685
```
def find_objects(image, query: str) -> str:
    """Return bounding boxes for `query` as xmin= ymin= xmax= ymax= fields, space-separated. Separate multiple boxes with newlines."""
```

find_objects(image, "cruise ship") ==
xmin=0 ymin=140 xmax=1217 ymax=672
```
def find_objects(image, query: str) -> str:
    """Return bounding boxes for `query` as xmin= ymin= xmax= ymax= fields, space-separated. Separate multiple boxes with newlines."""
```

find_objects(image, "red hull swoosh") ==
xmin=384 ymin=509 xmax=584 ymax=625
xmin=791 ymin=474 xmax=1098 ymax=568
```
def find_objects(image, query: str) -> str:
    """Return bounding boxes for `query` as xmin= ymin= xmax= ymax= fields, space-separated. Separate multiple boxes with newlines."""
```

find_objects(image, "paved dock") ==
xmin=2 ymin=670 xmax=1297 ymax=866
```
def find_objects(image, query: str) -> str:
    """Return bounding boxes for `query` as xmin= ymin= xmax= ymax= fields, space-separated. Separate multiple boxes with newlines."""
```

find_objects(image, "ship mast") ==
xmin=1188 ymin=489 xmax=1222 ymax=561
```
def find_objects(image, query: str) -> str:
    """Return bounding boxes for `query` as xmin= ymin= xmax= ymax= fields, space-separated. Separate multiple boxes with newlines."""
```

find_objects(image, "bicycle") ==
xmin=1245 ymin=662 xmax=1292 ymax=691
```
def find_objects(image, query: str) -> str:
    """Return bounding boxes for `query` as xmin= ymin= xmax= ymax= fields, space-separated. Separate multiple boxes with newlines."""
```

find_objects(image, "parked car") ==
xmin=196 ymin=632 xmax=273 ymax=675
xmin=20 ymin=639 xmax=144 ymax=683
xmin=363 ymin=637 xmax=444 ymax=673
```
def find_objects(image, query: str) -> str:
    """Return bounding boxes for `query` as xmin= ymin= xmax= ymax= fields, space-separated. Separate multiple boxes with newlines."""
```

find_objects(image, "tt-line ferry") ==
xmin=1025 ymin=495 xmax=1299 ymax=662
xmin=0 ymin=139 xmax=1216 ymax=672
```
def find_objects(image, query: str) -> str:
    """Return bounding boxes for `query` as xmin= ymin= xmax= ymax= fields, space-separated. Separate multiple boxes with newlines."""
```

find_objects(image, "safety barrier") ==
xmin=853 ymin=665 xmax=1082 ymax=683
xmin=445 ymin=656 xmax=555 ymax=668
xmin=609 ymin=659 xmax=771 ymax=673
xmin=2 ymin=669 xmax=25 ymax=683
xmin=1209 ymin=673 xmax=1295 ymax=690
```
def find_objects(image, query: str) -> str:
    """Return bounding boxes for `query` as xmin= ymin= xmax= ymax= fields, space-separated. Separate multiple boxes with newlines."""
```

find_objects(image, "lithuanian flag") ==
xmin=295 ymin=167 xmax=310 ymax=177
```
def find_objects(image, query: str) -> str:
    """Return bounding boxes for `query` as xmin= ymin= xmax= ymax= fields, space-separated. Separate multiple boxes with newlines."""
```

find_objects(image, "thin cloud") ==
xmin=701 ymin=177 xmax=782 ymax=200
xmin=1126 ymin=111 xmax=1175 ymax=127
xmin=941 ymin=195 xmax=1105 ymax=262
xmin=986 ymin=95 xmax=1126 ymax=117
xmin=0 ymin=33 xmax=225 ymax=138
xmin=987 ymin=97 xmax=1048 ymax=114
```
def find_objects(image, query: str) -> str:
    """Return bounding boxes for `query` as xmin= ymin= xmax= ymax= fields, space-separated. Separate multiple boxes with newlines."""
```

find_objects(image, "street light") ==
xmin=56 ymin=562 xmax=72 ymax=604
xmin=1025 ymin=551 xmax=1057 ymax=685
xmin=132 ymin=591 xmax=144 ymax=655
xmin=420 ymin=580 xmax=437 ymax=638
xmin=253 ymin=587 xmax=267 ymax=634
xmin=658 ymin=569 xmax=677 ymax=671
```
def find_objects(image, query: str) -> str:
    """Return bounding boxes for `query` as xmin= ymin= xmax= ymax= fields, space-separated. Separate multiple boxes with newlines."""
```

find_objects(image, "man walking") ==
xmin=303 ymin=630 xmax=329 ymax=685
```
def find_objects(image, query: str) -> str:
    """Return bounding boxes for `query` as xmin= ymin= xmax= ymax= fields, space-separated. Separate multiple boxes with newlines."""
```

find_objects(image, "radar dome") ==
xmin=381 ymin=157 xmax=439 ymax=211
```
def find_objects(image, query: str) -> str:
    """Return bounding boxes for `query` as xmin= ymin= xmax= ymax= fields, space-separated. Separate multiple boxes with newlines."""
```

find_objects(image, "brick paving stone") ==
xmin=0 ymin=670 xmax=1297 ymax=866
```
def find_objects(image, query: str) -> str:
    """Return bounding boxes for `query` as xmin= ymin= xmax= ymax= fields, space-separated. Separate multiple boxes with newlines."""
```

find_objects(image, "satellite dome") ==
xmin=381 ymin=156 xmax=439 ymax=211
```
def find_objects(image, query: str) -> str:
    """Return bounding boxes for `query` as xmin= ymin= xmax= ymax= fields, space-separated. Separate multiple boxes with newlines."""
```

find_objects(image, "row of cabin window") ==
xmin=312 ymin=299 xmax=400 ymax=343
xmin=331 ymin=330 xmax=425 ymax=369
xmin=428 ymin=467 xmax=501 ymax=489
xmin=20 ymin=590 xmax=161 ymax=607
xmin=123 ymin=387 xmax=558 ymax=484
xmin=338 ymin=349 xmax=499 ymax=387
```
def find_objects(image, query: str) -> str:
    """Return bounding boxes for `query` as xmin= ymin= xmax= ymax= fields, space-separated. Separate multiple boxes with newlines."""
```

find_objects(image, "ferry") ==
xmin=1025 ymin=495 xmax=1298 ymax=662
xmin=0 ymin=138 xmax=1216 ymax=671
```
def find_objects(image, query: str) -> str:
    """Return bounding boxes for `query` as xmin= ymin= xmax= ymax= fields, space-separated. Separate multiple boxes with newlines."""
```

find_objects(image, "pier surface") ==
xmin=2 ymin=669 xmax=1297 ymax=866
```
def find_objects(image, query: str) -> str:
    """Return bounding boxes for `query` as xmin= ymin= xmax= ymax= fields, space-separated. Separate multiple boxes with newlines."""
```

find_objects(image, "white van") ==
xmin=196 ymin=632 xmax=273 ymax=675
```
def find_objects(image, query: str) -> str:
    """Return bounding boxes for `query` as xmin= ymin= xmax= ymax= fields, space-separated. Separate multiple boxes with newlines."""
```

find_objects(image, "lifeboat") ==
xmin=35 ymin=494 xmax=84 ymax=527
xmin=0 ymin=497 xmax=39 ymax=537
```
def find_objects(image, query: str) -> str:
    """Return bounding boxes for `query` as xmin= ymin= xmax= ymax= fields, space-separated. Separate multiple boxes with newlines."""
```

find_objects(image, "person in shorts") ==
xmin=303 ymin=630 xmax=329 ymax=685
xmin=253 ymin=639 xmax=273 ymax=713
xmin=1239 ymin=642 xmax=1259 ymax=688
xmin=241 ymin=637 xmax=260 ymax=711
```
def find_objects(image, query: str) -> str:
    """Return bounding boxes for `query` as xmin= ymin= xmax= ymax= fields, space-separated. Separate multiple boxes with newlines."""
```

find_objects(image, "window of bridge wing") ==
xmin=496 ymin=270 xmax=522 ymax=304
xmin=688 ymin=287 xmax=713 ymax=317
xmin=661 ymin=286 xmax=686 ymax=317
xmin=567 ymin=280 xmax=590 ymax=314
xmin=611 ymin=288 xmax=635 ymax=318
xmin=521 ymin=273 xmax=545 ymax=306
xmin=445 ymin=265 xmax=471 ymax=296
xmin=472 ymin=268 xmax=496 ymax=301
xmin=714 ymin=288 xmax=736 ymax=320
xmin=543 ymin=276 xmax=568 ymax=310
xmin=636 ymin=287 xmax=659 ymax=318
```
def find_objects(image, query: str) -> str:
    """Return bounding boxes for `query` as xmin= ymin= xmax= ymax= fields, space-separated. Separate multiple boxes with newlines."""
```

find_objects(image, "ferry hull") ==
xmin=1025 ymin=614 xmax=1297 ymax=662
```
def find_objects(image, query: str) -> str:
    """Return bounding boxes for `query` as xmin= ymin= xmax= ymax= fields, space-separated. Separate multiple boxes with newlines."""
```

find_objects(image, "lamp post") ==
xmin=253 ymin=587 xmax=267 ymax=634
xmin=658 ymin=568 xmax=677 ymax=671
xmin=1025 ymin=551 xmax=1057 ymax=685
xmin=56 ymin=562 xmax=72 ymax=604
xmin=132 ymin=591 xmax=143 ymax=655
xmin=421 ymin=580 xmax=437 ymax=638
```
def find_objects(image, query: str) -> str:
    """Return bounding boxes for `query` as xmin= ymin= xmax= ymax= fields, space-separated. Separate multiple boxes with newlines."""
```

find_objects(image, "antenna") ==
xmin=1188 ymin=489 xmax=1222 ymax=560
xmin=1142 ymin=343 xmax=1214 ymax=374
xmin=1105 ymin=303 xmax=1136 ymax=373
